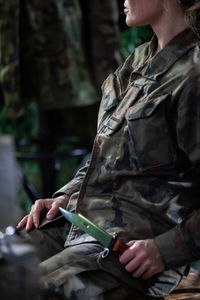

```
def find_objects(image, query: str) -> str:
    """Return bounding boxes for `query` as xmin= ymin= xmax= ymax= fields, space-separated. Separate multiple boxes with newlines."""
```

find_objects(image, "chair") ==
xmin=165 ymin=269 xmax=200 ymax=300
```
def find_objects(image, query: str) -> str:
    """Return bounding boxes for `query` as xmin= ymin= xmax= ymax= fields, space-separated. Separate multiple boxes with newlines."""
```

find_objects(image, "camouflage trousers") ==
xmin=27 ymin=217 xmax=165 ymax=300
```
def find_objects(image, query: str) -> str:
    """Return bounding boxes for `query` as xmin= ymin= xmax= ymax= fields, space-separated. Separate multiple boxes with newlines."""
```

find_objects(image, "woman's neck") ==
xmin=151 ymin=2 xmax=187 ymax=53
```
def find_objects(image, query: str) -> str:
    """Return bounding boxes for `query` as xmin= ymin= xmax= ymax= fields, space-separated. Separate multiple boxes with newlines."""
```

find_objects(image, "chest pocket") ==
xmin=125 ymin=93 xmax=176 ymax=172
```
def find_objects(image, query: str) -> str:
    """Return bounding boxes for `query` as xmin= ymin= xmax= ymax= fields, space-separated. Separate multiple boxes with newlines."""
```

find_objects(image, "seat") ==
xmin=165 ymin=269 xmax=200 ymax=300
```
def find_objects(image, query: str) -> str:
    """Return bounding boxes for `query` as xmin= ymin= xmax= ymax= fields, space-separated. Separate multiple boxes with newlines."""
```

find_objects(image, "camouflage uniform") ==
xmin=30 ymin=28 xmax=200 ymax=299
xmin=0 ymin=0 xmax=22 ymax=119
xmin=79 ymin=0 xmax=123 ymax=91
xmin=0 ymin=0 xmax=122 ymax=117
xmin=20 ymin=0 xmax=98 ymax=110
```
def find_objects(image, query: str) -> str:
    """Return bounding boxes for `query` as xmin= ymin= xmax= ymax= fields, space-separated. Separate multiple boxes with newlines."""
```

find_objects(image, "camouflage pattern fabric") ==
xmin=20 ymin=0 xmax=98 ymax=110
xmin=80 ymin=0 xmax=123 ymax=91
xmin=27 ymin=218 xmax=164 ymax=300
xmin=0 ymin=0 xmax=122 ymax=117
xmin=40 ymin=243 xmax=165 ymax=300
xmin=0 ymin=0 xmax=22 ymax=119
xmin=52 ymin=28 xmax=200 ymax=297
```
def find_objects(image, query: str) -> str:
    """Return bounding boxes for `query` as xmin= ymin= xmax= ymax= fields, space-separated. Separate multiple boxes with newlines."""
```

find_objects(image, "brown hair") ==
xmin=179 ymin=0 xmax=200 ymax=36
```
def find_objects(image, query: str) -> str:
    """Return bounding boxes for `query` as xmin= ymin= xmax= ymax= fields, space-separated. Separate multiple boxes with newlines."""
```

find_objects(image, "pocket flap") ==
xmin=127 ymin=93 xmax=170 ymax=120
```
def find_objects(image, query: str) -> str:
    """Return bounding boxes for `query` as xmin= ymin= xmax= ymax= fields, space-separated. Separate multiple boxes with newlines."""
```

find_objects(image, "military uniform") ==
xmin=79 ymin=0 xmax=123 ymax=91
xmin=30 ymin=28 xmax=200 ymax=299
xmin=0 ymin=0 xmax=122 ymax=118
xmin=0 ymin=0 xmax=22 ymax=119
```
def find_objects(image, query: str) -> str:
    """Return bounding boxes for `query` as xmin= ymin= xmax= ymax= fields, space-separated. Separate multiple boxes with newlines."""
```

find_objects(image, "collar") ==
xmin=133 ymin=28 xmax=198 ymax=80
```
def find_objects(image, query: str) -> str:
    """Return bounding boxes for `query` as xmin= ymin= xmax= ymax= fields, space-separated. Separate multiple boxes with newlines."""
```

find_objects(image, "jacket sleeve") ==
xmin=53 ymin=159 xmax=90 ymax=198
xmin=154 ymin=73 xmax=200 ymax=269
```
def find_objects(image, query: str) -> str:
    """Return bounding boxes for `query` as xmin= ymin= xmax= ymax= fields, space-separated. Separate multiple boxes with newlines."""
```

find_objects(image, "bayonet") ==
xmin=59 ymin=207 xmax=129 ymax=258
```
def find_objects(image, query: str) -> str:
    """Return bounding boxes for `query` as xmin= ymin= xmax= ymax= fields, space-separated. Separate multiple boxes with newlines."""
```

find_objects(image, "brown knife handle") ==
xmin=112 ymin=237 xmax=129 ymax=255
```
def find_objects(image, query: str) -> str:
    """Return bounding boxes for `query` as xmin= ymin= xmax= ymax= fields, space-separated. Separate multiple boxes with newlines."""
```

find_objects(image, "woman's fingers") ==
xmin=131 ymin=260 xmax=151 ymax=278
xmin=119 ymin=239 xmax=165 ymax=279
xmin=17 ymin=199 xmax=49 ymax=231
xmin=142 ymin=265 xmax=159 ymax=280
xmin=46 ymin=197 xmax=64 ymax=219
xmin=31 ymin=199 xmax=45 ymax=228
xmin=25 ymin=212 xmax=34 ymax=232
xmin=16 ymin=194 xmax=70 ymax=232
xmin=119 ymin=240 xmax=136 ymax=265
xmin=17 ymin=215 xmax=29 ymax=230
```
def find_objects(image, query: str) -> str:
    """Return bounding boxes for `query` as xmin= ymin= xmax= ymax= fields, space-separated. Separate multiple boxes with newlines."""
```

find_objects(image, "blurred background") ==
xmin=2 ymin=2 xmax=200 ymax=298
xmin=0 ymin=0 xmax=153 ymax=225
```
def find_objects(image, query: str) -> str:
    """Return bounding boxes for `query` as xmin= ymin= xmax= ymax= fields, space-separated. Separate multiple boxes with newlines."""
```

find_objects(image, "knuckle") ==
xmin=138 ymin=251 xmax=147 ymax=261
xmin=34 ymin=199 xmax=41 ymax=205
xmin=137 ymin=252 xmax=144 ymax=259
xmin=25 ymin=215 xmax=30 ymax=222
xmin=33 ymin=199 xmax=44 ymax=211
xmin=134 ymin=242 xmax=140 ymax=249
xmin=53 ymin=202 xmax=61 ymax=209
xmin=145 ymin=259 xmax=151 ymax=268
xmin=53 ymin=199 xmax=58 ymax=205
xmin=22 ymin=214 xmax=28 ymax=220
xmin=134 ymin=242 xmax=144 ymax=252
xmin=27 ymin=212 xmax=32 ymax=220
xmin=32 ymin=205 xmax=37 ymax=214
xmin=55 ymin=198 xmax=63 ymax=205
xmin=31 ymin=205 xmax=35 ymax=211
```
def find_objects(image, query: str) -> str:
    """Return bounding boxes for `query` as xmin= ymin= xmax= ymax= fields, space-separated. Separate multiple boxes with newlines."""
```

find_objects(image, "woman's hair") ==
xmin=179 ymin=0 xmax=200 ymax=37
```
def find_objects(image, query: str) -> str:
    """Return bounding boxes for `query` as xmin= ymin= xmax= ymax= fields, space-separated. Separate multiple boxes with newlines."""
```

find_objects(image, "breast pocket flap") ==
xmin=127 ymin=93 xmax=170 ymax=121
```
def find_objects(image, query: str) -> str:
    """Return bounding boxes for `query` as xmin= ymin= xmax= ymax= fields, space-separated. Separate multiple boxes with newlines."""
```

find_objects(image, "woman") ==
xmin=17 ymin=0 xmax=200 ymax=299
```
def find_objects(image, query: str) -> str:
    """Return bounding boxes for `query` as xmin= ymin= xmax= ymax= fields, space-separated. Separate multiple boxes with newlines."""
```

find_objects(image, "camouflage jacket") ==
xmin=0 ymin=0 xmax=22 ymax=119
xmin=0 ymin=0 xmax=122 ymax=118
xmin=55 ymin=28 xmax=200 ymax=293
xmin=19 ymin=0 xmax=98 ymax=110
xmin=79 ymin=0 xmax=123 ymax=91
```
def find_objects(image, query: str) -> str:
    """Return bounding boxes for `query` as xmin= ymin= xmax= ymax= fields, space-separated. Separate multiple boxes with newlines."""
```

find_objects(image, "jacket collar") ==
xmin=133 ymin=28 xmax=198 ymax=80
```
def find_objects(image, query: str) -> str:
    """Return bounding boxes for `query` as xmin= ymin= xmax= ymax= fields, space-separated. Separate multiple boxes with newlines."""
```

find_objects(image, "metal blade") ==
xmin=59 ymin=207 xmax=112 ymax=248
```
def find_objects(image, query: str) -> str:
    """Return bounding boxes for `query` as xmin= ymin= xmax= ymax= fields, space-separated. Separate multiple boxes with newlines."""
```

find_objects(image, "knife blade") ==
xmin=59 ymin=207 xmax=129 ymax=257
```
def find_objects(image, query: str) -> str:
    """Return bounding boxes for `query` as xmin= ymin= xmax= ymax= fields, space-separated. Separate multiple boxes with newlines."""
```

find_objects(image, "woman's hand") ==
xmin=119 ymin=239 xmax=165 ymax=279
xmin=17 ymin=194 xmax=70 ymax=232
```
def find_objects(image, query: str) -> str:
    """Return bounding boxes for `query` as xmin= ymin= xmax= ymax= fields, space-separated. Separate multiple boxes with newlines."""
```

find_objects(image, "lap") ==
xmin=39 ymin=242 xmax=162 ymax=300
xmin=24 ymin=218 xmax=174 ymax=299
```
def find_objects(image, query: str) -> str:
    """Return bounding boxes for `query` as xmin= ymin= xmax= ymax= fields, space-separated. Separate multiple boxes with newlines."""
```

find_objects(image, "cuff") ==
xmin=154 ymin=226 xmax=192 ymax=270
xmin=52 ymin=178 xmax=81 ymax=198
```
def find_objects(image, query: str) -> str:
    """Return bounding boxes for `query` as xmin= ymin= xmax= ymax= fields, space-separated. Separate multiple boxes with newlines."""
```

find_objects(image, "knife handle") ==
xmin=112 ymin=237 xmax=129 ymax=254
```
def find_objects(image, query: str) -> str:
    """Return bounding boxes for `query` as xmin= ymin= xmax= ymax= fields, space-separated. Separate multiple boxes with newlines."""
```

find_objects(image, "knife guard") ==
xmin=101 ymin=233 xmax=129 ymax=259
xmin=112 ymin=236 xmax=130 ymax=254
